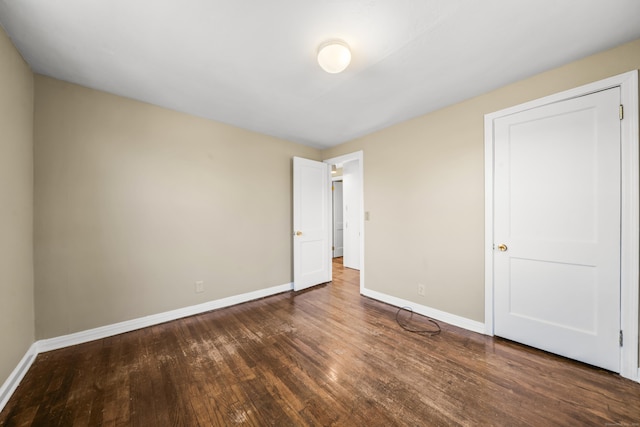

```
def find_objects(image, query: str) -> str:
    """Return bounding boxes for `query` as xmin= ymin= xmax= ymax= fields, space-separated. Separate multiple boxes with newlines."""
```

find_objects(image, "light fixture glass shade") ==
xmin=317 ymin=41 xmax=351 ymax=74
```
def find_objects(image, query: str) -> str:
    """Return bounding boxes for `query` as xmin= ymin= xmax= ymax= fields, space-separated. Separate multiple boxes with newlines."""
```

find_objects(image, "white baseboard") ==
xmin=38 ymin=282 xmax=293 ymax=353
xmin=361 ymin=288 xmax=486 ymax=334
xmin=0 ymin=281 xmax=292 ymax=413
xmin=0 ymin=343 xmax=38 ymax=413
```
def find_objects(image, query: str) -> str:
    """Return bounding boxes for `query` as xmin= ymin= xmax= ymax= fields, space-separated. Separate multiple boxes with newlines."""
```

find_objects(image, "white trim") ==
xmin=362 ymin=288 xmax=485 ymax=334
xmin=0 ymin=282 xmax=292 ymax=412
xmin=0 ymin=343 xmax=38 ymax=413
xmin=484 ymin=70 xmax=639 ymax=382
xmin=484 ymin=109 xmax=495 ymax=336
xmin=38 ymin=282 xmax=292 ymax=353
xmin=619 ymin=71 xmax=639 ymax=381
xmin=324 ymin=151 xmax=365 ymax=293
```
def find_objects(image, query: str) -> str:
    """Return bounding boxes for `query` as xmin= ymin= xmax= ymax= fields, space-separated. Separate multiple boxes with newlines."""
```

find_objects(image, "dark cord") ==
xmin=395 ymin=306 xmax=441 ymax=336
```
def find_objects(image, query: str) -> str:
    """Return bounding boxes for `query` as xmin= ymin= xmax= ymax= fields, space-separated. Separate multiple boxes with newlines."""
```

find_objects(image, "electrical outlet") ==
xmin=417 ymin=283 xmax=425 ymax=296
xmin=195 ymin=281 xmax=204 ymax=293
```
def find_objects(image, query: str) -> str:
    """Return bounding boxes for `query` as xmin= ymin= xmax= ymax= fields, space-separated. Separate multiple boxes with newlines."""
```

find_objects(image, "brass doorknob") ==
xmin=295 ymin=231 xmax=303 ymax=236
xmin=497 ymin=244 xmax=508 ymax=252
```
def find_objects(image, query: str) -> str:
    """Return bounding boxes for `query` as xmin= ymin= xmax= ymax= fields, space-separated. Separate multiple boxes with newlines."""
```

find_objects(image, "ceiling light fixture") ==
xmin=317 ymin=40 xmax=351 ymax=74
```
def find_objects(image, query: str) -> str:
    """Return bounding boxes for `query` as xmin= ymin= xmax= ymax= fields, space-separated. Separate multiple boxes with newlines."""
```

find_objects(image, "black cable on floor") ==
xmin=395 ymin=306 xmax=441 ymax=336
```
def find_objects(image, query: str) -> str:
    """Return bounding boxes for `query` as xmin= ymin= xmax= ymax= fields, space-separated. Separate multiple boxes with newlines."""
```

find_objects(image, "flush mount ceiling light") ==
xmin=317 ymin=40 xmax=351 ymax=74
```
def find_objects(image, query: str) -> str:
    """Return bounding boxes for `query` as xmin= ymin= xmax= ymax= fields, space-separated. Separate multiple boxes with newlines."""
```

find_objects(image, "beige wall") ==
xmin=0 ymin=29 xmax=35 ymax=385
xmin=322 ymin=38 xmax=640 ymax=323
xmin=34 ymin=76 xmax=320 ymax=339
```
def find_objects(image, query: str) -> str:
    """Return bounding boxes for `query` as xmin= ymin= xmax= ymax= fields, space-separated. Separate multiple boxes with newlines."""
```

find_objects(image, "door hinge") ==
xmin=619 ymin=105 xmax=623 ymax=120
xmin=619 ymin=330 xmax=623 ymax=347
xmin=332 ymin=245 xmax=335 ymax=251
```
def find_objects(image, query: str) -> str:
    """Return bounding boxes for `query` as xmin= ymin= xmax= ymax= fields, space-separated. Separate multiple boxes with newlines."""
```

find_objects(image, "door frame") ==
xmin=324 ymin=151 xmax=364 ymax=293
xmin=484 ymin=71 xmax=639 ymax=381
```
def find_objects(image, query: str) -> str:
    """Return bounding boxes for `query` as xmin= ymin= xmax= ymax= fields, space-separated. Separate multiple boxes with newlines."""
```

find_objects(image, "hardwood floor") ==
xmin=2 ymin=257 xmax=640 ymax=426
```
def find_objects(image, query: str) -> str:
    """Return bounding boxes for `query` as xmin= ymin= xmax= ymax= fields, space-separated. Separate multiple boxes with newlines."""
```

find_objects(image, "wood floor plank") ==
xmin=2 ymin=257 xmax=640 ymax=426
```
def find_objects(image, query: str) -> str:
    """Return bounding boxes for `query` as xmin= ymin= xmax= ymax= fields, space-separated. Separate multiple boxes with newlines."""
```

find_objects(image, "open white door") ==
xmin=293 ymin=157 xmax=331 ymax=291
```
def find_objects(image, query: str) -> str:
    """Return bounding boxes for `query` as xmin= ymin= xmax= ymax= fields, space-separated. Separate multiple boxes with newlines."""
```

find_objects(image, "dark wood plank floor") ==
xmin=2 ymin=258 xmax=640 ymax=426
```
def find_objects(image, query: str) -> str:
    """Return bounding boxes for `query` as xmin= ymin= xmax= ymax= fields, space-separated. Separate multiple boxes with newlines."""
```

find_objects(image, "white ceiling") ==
xmin=1 ymin=1 xmax=639 ymax=149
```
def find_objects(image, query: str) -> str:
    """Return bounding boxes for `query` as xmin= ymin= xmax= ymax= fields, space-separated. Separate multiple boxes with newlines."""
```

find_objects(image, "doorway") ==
xmin=332 ymin=179 xmax=344 ymax=258
xmin=324 ymin=151 xmax=364 ymax=292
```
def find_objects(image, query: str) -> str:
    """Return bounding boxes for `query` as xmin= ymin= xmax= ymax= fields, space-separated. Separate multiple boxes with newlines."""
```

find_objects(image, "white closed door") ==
xmin=293 ymin=157 xmax=331 ymax=291
xmin=493 ymin=87 xmax=621 ymax=372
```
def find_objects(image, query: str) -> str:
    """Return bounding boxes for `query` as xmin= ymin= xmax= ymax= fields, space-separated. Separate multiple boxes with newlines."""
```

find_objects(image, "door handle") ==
xmin=497 ymin=244 xmax=508 ymax=252
xmin=295 ymin=231 xmax=303 ymax=236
